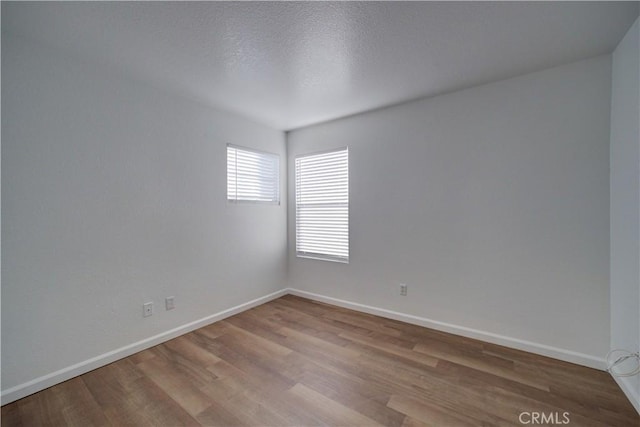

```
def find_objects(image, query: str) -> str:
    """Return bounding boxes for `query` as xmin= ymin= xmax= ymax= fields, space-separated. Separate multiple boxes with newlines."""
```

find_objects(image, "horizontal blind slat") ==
xmin=227 ymin=145 xmax=279 ymax=203
xmin=295 ymin=148 xmax=348 ymax=263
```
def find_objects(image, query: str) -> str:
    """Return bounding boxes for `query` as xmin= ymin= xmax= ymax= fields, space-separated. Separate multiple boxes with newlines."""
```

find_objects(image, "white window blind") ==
xmin=295 ymin=148 xmax=349 ymax=263
xmin=227 ymin=145 xmax=279 ymax=203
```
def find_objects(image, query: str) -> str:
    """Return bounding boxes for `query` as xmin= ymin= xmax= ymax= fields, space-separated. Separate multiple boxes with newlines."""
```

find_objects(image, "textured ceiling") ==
xmin=2 ymin=2 xmax=638 ymax=130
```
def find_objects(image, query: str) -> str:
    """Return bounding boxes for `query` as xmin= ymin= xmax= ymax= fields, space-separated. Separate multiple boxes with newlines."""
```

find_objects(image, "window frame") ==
xmin=295 ymin=147 xmax=349 ymax=264
xmin=227 ymin=143 xmax=280 ymax=205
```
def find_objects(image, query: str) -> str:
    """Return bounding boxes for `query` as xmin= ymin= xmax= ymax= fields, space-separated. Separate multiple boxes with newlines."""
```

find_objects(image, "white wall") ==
xmin=2 ymin=23 xmax=630 ymax=407
xmin=610 ymin=17 xmax=640 ymax=411
xmin=288 ymin=55 xmax=612 ymax=363
xmin=1 ymin=34 xmax=287 ymax=396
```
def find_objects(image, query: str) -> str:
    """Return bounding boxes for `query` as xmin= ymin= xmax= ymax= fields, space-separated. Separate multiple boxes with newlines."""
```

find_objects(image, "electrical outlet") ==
xmin=165 ymin=296 xmax=175 ymax=310
xmin=143 ymin=302 xmax=153 ymax=317
xmin=400 ymin=283 xmax=408 ymax=296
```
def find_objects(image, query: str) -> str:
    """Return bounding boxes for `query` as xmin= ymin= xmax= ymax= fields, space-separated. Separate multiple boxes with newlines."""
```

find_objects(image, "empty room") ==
xmin=2 ymin=1 xmax=640 ymax=426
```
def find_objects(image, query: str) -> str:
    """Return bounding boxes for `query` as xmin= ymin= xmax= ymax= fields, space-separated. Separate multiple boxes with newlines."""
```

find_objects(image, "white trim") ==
xmin=1 ymin=287 xmax=618 ymax=407
xmin=0 ymin=288 xmax=288 ymax=405
xmin=611 ymin=374 xmax=640 ymax=415
xmin=287 ymin=288 xmax=607 ymax=371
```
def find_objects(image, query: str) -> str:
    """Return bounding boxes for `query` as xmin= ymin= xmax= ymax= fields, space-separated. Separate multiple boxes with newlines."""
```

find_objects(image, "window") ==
xmin=295 ymin=147 xmax=349 ymax=263
xmin=227 ymin=144 xmax=280 ymax=204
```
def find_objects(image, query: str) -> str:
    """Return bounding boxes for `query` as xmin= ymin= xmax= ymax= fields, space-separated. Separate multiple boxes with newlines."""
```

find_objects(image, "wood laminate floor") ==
xmin=2 ymin=295 xmax=638 ymax=426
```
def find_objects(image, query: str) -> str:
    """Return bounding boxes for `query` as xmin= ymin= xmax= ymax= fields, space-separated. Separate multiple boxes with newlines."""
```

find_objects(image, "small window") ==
xmin=227 ymin=144 xmax=280 ymax=204
xmin=295 ymin=147 xmax=349 ymax=263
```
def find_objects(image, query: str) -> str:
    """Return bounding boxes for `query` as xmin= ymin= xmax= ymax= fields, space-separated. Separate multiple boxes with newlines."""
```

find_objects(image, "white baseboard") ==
xmin=611 ymin=375 xmax=640 ymax=415
xmin=0 ymin=288 xmax=288 ymax=405
xmin=287 ymin=288 xmax=607 ymax=371
xmin=0 ymin=287 xmax=615 ymax=407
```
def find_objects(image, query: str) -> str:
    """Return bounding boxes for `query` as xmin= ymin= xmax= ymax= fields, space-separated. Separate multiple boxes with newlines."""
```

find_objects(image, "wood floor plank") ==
xmin=3 ymin=296 xmax=638 ymax=426
xmin=80 ymin=365 xmax=147 ymax=426
xmin=221 ymin=320 xmax=294 ymax=357
xmin=401 ymin=415 xmax=432 ymax=427
xmin=339 ymin=330 xmax=439 ymax=368
xmin=240 ymin=386 xmax=327 ymax=426
xmin=164 ymin=335 xmax=223 ymax=366
xmin=253 ymin=302 xmax=361 ymax=347
xmin=322 ymin=309 xmax=410 ymax=339
xmin=387 ymin=394 xmax=480 ymax=427
xmin=193 ymin=400 xmax=246 ymax=427
xmin=136 ymin=356 xmax=214 ymax=416
xmin=279 ymin=325 xmax=362 ymax=361
xmin=1 ymin=377 xmax=108 ymax=427
xmin=198 ymin=368 xmax=255 ymax=403
xmin=147 ymin=343 xmax=219 ymax=388
xmin=128 ymin=347 xmax=157 ymax=365
xmin=206 ymin=388 xmax=291 ymax=427
xmin=208 ymin=332 xmax=298 ymax=391
xmin=82 ymin=361 xmax=200 ymax=426
xmin=345 ymin=351 xmax=518 ymax=426
xmin=50 ymin=377 xmax=110 ymax=427
xmin=0 ymin=401 xmax=21 ymax=426
xmin=287 ymin=383 xmax=383 ymax=426
xmin=299 ymin=368 xmax=406 ymax=427
xmin=10 ymin=395 xmax=52 ymax=427
xmin=274 ymin=295 xmax=337 ymax=318
xmin=414 ymin=342 xmax=550 ymax=391
xmin=434 ymin=360 xmax=599 ymax=422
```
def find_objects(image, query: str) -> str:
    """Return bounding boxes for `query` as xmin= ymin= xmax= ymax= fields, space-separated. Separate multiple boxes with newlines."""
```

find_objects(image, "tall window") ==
xmin=295 ymin=147 xmax=349 ymax=263
xmin=227 ymin=144 xmax=280 ymax=204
